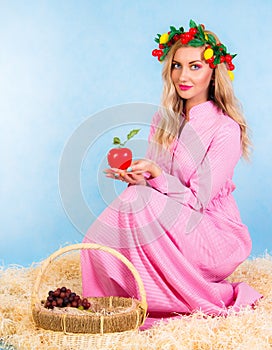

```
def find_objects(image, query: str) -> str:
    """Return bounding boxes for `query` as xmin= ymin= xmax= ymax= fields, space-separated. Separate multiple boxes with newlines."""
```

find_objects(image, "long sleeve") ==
xmin=146 ymin=113 xmax=241 ymax=213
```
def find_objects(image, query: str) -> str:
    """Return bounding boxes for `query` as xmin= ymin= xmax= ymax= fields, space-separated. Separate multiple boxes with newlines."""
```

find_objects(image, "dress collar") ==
xmin=187 ymin=101 xmax=219 ymax=120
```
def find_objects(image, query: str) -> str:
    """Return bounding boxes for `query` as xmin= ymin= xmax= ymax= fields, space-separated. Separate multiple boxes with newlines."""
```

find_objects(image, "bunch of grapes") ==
xmin=44 ymin=286 xmax=91 ymax=310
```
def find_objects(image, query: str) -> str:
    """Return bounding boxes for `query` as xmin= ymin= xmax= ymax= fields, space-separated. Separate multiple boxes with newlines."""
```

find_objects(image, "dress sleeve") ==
xmin=147 ymin=119 xmax=242 ymax=212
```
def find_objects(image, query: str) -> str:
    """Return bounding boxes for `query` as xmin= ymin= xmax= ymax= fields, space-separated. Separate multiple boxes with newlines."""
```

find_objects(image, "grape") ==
xmin=60 ymin=292 xmax=66 ymax=299
xmin=45 ymin=301 xmax=50 ymax=308
xmin=71 ymin=301 xmax=78 ymax=308
xmin=44 ymin=287 xmax=91 ymax=310
xmin=57 ymin=298 xmax=63 ymax=306
xmin=53 ymin=289 xmax=60 ymax=297
xmin=63 ymin=297 xmax=69 ymax=306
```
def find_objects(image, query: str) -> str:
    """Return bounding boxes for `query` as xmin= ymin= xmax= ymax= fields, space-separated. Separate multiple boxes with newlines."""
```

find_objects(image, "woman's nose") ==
xmin=178 ymin=67 xmax=189 ymax=82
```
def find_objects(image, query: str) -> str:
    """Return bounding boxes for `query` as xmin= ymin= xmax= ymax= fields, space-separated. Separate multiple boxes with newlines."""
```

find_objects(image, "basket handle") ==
xmin=31 ymin=243 xmax=147 ymax=314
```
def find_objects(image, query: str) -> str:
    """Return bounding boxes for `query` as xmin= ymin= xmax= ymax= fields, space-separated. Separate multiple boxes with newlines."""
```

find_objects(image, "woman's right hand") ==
xmin=104 ymin=168 xmax=147 ymax=185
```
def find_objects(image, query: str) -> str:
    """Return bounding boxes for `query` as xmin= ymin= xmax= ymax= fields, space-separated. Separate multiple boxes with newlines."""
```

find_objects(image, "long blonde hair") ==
xmin=155 ymin=30 xmax=251 ymax=160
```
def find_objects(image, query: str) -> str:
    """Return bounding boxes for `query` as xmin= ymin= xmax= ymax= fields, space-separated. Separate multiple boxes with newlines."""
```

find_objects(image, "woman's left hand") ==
xmin=104 ymin=158 xmax=162 ymax=185
xmin=127 ymin=158 xmax=162 ymax=179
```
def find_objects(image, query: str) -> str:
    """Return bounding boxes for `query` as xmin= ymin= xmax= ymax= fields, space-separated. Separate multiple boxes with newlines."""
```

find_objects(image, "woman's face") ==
xmin=171 ymin=46 xmax=213 ymax=108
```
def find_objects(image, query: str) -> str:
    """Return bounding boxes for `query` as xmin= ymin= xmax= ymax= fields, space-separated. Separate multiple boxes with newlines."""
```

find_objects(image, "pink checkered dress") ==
xmin=81 ymin=101 xmax=262 ymax=328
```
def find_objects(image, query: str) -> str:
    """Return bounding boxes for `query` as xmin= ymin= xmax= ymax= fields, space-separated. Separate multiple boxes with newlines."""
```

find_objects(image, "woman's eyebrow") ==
xmin=172 ymin=59 xmax=203 ymax=64
xmin=189 ymin=60 xmax=202 ymax=64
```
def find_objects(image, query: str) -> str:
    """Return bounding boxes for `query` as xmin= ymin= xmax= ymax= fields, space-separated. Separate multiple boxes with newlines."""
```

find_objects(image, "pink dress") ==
xmin=81 ymin=101 xmax=262 ymax=328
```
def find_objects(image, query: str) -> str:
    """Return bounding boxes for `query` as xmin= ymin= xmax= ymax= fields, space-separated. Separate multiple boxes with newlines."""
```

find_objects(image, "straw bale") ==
xmin=0 ymin=252 xmax=271 ymax=349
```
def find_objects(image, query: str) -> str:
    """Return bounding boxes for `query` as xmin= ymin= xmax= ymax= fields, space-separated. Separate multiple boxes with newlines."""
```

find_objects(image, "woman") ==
xmin=81 ymin=20 xmax=261 ymax=327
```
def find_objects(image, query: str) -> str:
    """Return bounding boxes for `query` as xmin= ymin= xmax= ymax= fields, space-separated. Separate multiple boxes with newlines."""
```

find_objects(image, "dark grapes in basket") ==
xmin=44 ymin=286 xmax=91 ymax=310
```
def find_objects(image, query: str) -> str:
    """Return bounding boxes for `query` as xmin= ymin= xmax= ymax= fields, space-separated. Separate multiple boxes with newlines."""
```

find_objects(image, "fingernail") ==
xmin=126 ymin=166 xmax=132 ymax=172
xmin=114 ymin=173 xmax=119 ymax=178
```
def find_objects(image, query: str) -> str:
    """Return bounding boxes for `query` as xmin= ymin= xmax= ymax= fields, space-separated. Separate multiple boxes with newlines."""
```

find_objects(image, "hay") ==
xmin=0 ymin=252 xmax=271 ymax=349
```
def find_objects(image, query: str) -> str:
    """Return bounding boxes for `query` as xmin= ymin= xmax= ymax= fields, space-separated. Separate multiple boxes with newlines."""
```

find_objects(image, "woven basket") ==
xmin=31 ymin=243 xmax=147 ymax=335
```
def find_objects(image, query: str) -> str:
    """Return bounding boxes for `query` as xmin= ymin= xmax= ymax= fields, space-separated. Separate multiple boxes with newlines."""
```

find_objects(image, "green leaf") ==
xmin=220 ymin=44 xmax=227 ymax=52
xmin=189 ymin=19 xmax=197 ymax=28
xmin=213 ymin=45 xmax=220 ymax=54
xmin=127 ymin=129 xmax=140 ymax=141
xmin=169 ymin=32 xmax=175 ymax=40
xmin=189 ymin=39 xmax=204 ymax=47
xmin=213 ymin=56 xmax=220 ymax=65
xmin=113 ymin=137 xmax=121 ymax=145
xmin=160 ymin=51 xmax=168 ymax=61
xmin=217 ymin=46 xmax=226 ymax=55
xmin=170 ymin=26 xmax=177 ymax=32
xmin=207 ymin=34 xmax=216 ymax=45
xmin=197 ymin=24 xmax=205 ymax=38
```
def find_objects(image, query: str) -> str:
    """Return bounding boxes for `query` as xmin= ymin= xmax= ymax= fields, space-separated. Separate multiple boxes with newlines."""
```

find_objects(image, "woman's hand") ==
xmin=127 ymin=159 xmax=162 ymax=179
xmin=104 ymin=168 xmax=147 ymax=185
xmin=104 ymin=159 xmax=162 ymax=185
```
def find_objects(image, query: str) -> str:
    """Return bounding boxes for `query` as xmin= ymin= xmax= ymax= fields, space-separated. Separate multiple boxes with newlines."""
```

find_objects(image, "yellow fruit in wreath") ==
xmin=228 ymin=70 xmax=234 ymax=81
xmin=160 ymin=33 xmax=169 ymax=44
xmin=204 ymin=48 xmax=214 ymax=60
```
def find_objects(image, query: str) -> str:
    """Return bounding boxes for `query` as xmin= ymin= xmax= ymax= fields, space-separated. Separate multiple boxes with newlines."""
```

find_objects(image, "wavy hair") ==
xmin=154 ymin=30 xmax=251 ymax=160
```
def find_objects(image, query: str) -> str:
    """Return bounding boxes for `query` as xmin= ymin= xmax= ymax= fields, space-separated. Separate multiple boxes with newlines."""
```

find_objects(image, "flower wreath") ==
xmin=152 ymin=20 xmax=236 ymax=80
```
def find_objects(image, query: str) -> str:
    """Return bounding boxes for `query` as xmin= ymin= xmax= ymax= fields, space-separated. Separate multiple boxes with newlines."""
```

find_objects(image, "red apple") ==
xmin=107 ymin=147 xmax=132 ymax=170
xmin=107 ymin=129 xmax=140 ymax=170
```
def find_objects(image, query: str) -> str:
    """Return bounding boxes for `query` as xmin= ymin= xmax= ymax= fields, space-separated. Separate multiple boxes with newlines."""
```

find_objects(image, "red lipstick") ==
xmin=179 ymin=84 xmax=192 ymax=91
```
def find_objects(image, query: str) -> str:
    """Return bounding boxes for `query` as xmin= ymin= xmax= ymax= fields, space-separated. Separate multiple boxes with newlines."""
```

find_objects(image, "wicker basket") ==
xmin=31 ymin=243 xmax=147 ymax=335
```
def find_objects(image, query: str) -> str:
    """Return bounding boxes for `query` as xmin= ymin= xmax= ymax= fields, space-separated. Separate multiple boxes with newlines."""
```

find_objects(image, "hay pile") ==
xmin=0 ymin=251 xmax=271 ymax=349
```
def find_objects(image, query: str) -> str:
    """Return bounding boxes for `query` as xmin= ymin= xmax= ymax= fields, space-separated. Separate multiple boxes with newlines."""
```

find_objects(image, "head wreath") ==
xmin=152 ymin=20 xmax=236 ymax=80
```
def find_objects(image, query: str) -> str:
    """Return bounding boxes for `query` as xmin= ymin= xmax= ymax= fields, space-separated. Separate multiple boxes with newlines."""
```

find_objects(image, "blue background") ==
xmin=0 ymin=0 xmax=271 ymax=266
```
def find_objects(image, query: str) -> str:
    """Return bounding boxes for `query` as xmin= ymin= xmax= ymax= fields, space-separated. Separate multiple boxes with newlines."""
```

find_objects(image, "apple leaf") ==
xmin=113 ymin=137 xmax=121 ymax=145
xmin=127 ymin=129 xmax=140 ymax=141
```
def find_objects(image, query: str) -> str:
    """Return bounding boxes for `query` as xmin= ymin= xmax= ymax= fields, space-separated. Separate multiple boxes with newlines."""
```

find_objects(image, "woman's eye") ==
xmin=191 ymin=64 xmax=202 ymax=70
xmin=172 ymin=62 xmax=181 ymax=69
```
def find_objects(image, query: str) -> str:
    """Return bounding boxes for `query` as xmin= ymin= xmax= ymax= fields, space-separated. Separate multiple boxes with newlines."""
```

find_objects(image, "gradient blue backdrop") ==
xmin=1 ymin=0 xmax=271 ymax=266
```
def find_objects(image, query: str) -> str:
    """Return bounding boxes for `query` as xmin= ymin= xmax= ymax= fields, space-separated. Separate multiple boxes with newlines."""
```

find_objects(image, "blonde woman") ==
xmin=81 ymin=20 xmax=261 ymax=328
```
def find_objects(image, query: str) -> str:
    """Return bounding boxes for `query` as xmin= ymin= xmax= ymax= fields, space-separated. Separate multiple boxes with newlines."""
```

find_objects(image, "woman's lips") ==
xmin=179 ymin=84 xmax=193 ymax=91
